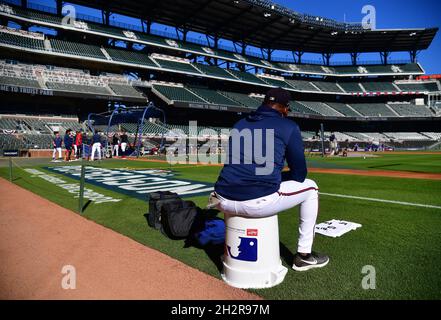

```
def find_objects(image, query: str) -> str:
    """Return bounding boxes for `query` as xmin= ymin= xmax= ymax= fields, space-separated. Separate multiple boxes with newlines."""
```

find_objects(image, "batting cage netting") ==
xmin=85 ymin=103 xmax=166 ymax=159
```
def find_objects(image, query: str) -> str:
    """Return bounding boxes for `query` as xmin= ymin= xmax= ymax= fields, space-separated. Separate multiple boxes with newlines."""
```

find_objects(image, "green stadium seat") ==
xmin=50 ymin=39 xmax=106 ymax=59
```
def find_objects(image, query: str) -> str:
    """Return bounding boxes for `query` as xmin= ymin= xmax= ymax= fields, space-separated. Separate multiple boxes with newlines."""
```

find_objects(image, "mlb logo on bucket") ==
xmin=247 ymin=229 xmax=258 ymax=236
xmin=227 ymin=237 xmax=258 ymax=262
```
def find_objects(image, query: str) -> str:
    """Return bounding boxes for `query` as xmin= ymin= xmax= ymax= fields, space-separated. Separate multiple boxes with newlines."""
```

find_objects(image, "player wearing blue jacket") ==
xmin=90 ymin=130 xmax=103 ymax=161
xmin=214 ymin=88 xmax=329 ymax=272
xmin=64 ymin=129 xmax=74 ymax=161
xmin=52 ymin=132 xmax=63 ymax=161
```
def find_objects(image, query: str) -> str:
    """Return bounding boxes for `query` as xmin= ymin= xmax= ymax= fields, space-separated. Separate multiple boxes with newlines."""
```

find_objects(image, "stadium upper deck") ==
xmin=63 ymin=0 xmax=438 ymax=54
xmin=0 ymin=3 xmax=427 ymax=78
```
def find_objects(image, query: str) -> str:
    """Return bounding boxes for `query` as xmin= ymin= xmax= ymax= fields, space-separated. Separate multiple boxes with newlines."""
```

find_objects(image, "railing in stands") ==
xmin=8 ymin=1 xmax=412 ymax=66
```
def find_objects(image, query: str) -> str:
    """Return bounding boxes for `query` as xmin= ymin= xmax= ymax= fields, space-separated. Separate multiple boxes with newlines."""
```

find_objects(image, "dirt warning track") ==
xmin=0 ymin=178 xmax=260 ymax=300
xmin=127 ymin=157 xmax=441 ymax=180
xmin=308 ymin=168 xmax=441 ymax=180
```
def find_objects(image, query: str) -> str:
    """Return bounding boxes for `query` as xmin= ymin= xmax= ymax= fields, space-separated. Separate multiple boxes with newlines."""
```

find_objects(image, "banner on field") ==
xmin=46 ymin=166 xmax=214 ymax=199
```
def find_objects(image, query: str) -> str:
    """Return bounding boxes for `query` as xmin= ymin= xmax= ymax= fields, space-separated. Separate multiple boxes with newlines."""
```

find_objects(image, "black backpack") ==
xmin=160 ymin=200 xmax=199 ymax=240
xmin=147 ymin=191 xmax=181 ymax=230
xmin=146 ymin=191 xmax=199 ymax=239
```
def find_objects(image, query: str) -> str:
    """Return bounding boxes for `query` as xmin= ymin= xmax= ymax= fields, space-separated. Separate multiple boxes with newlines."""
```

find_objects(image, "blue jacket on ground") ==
xmin=53 ymin=136 xmax=62 ymax=148
xmin=214 ymin=104 xmax=307 ymax=201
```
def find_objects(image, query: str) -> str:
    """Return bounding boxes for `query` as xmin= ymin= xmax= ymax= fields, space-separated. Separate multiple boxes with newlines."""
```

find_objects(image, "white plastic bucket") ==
xmin=221 ymin=213 xmax=288 ymax=289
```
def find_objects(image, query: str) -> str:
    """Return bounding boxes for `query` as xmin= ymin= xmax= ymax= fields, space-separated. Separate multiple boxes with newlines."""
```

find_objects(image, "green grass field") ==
xmin=1 ymin=153 xmax=440 ymax=299
xmin=307 ymin=153 xmax=441 ymax=173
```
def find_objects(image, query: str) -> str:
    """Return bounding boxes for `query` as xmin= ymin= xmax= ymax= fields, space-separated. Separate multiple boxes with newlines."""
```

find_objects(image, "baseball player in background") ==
xmin=52 ymin=132 xmax=62 ymax=161
xmin=329 ymin=132 xmax=338 ymax=156
xmin=120 ymin=130 xmax=129 ymax=158
xmin=90 ymin=129 xmax=102 ymax=161
xmin=214 ymin=88 xmax=329 ymax=271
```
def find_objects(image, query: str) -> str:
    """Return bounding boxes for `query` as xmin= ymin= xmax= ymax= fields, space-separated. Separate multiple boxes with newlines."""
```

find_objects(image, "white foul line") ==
xmin=319 ymin=192 xmax=441 ymax=210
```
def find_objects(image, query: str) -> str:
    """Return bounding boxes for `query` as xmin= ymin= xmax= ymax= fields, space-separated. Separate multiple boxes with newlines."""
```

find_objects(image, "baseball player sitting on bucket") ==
xmin=212 ymin=87 xmax=329 ymax=271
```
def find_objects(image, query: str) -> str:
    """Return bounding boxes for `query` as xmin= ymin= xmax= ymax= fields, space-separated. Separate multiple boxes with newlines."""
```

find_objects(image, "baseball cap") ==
xmin=264 ymin=87 xmax=291 ymax=106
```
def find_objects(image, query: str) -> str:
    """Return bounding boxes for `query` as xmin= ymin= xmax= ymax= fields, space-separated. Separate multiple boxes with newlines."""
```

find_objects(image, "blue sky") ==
xmin=7 ymin=0 xmax=441 ymax=73
xmin=276 ymin=0 xmax=441 ymax=73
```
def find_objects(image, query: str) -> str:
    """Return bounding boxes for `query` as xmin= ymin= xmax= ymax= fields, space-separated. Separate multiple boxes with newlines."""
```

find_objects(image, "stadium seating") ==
xmin=8 ymin=5 xmax=63 ymax=25
xmin=0 ymin=59 xmax=147 ymax=100
xmin=0 ymin=75 xmax=41 ymax=88
xmin=0 ymin=115 xmax=82 ymax=135
xmin=360 ymin=132 xmax=390 ymax=140
xmin=0 ymin=4 xmax=428 ymax=81
xmin=388 ymin=103 xmax=433 ymax=117
xmin=349 ymin=103 xmax=398 ymax=117
xmin=135 ymin=32 xmax=170 ymax=46
xmin=285 ymin=80 xmax=320 ymax=92
xmin=219 ymin=92 xmax=261 ymax=109
xmin=50 ymin=39 xmax=106 ymax=59
xmin=178 ymin=42 xmax=207 ymax=54
xmin=329 ymin=65 xmax=359 ymax=74
xmin=301 ymin=131 xmax=316 ymax=140
xmin=151 ymin=57 xmax=201 ymax=74
xmin=0 ymin=134 xmax=26 ymax=150
xmin=226 ymin=69 xmax=267 ymax=85
xmin=120 ymin=122 xmax=167 ymax=135
xmin=311 ymin=81 xmax=344 ymax=93
xmin=108 ymin=83 xmax=144 ymax=98
xmin=0 ymin=28 xmax=45 ymax=50
xmin=344 ymin=132 xmax=371 ymax=140
xmin=399 ymin=63 xmax=424 ymax=73
xmin=282 ymin=63 xmax=328 ymax=74
xmin=422 ymin=132 xmax=441 ymax=140
xmin=87 ymin=22 xmax=126 ymax=37
xmin=152 ymin=84 xmax=206 ymax=103
xmin=290 ymin=101 xmax=321 ymax=115
xmin=325 ymin=103 xmax=363 ymax=117
xmin=361 ymin=82 xmax=399 ymax=92
xmin=23 ymin=134 xmax=53 ymax=149
xmin=192 ymin=64 xmax=239 ymax=80
xmin=0 ymin=117 xmax=21 ymax=130
xmin=187 ymin=87 xmax=240 ymax=106
xmin=395 ymin=82 xmax=440 ymax=92
xmin=299 ymin=102 xmax=344 ymax=117
xmin=106 ymin=48 xmax=158 ymax=67
xmin=385 ymin=132 xmax=428 ymax=140
xmin=21 ymin=118 xmax=52 ymax=133
xmin=259 ymin=76 xmax=290 ymax=88
xmin=329 ymin=132 xmax=357 ymax=142
xmin=45 ymin=82 xmax=112 ymax=95
xmin=338 ymin=82 xmax=364 ymax=93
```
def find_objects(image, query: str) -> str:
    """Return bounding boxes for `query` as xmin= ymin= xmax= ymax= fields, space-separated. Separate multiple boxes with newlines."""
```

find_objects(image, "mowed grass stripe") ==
xmin=320 ymin=192 xmax=441 ymax=210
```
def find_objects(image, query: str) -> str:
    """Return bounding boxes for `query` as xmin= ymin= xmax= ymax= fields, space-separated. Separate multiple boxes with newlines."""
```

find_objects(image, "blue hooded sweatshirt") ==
xmin=64 ymin=134 xmax=73 ymax=148
xmin=53 ymin=136 xmax=62 ymax=148
xmin=214 ymin=104 xmax=307 ymax=201
xmin=92 ymin=133 xmax=101 ymax=144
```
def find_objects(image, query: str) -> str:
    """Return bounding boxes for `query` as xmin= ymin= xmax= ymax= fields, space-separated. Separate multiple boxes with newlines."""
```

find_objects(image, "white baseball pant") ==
xmin=53 ymin=147 xmax=62 ymax=159
xmin=121 ymin=143 xmax=127 ymax=153
xmin=216 ymin=179 xmax=319 ymax=254
xmin=113 ymin=145 xmax=119 ymax=157
xmin=91 ymin=142 xmax=102 ymax=161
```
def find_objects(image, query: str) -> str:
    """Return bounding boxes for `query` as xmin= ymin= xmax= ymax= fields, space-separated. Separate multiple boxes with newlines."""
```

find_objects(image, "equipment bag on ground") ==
xmin=147 ymin=191 xmax=182 ymax=230
xmin=160 ymin=200 xmax=199 ymax=239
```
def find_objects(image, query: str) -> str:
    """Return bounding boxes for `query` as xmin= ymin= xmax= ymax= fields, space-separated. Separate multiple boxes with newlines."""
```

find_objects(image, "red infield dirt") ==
xmin=0 ymin=178 xmax=260 ymax=300
xmin=308 ymin=168 xmax=441 ymax=180
xmin=128 ymin=157 xmax=441 ymax=180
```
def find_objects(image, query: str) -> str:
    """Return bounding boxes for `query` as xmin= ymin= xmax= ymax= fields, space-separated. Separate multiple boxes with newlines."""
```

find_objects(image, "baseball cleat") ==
xmin=292 ymin=252 xmax=329 ymax=272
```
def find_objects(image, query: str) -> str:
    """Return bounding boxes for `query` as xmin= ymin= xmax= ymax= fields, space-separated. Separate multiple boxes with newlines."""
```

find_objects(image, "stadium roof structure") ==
xmin=67 ymin=0 xmax=438 ymax=54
